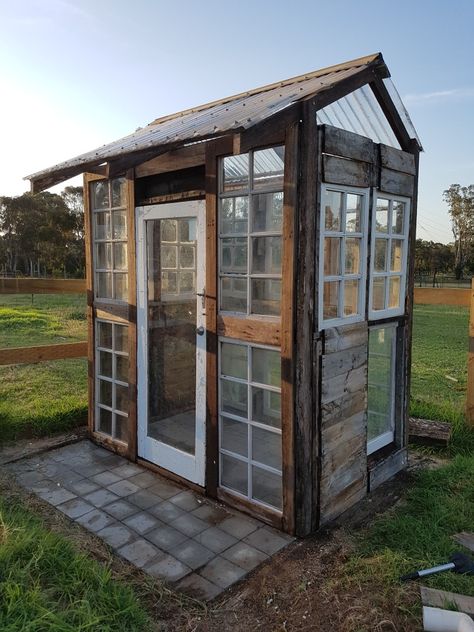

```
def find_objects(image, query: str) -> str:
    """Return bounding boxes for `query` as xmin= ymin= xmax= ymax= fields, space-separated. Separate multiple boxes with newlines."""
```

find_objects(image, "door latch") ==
xmin=196 ymin=288 xmax=206 ymax=309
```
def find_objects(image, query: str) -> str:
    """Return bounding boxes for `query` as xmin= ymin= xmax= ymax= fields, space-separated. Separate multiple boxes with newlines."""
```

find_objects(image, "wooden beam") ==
xmin=323 ymin=125 xmax=375 ymax=163
xmin=323 ymin=154 xmax=372 ymax=188
xmin=409 ymin=417 xmax=452 ymax=446
xmin=379 ymin=144 xmax=416 ymax=175
xmin=368 ymin=448 xmax=408 ymax=491
xmin=380 ymin=168 xmax=414 ymax=197
xmin=0 ymin=278 xmax=86 ymax=294
xmin=217 ymin=315 xmax=280 ymax=347
xmin=137 ymin=190 xmax=205 ymax=206
xmin=0 ymin=342 xmax=87 ymax=365
xmin=135 ymin=144 xmax=206 ymax=178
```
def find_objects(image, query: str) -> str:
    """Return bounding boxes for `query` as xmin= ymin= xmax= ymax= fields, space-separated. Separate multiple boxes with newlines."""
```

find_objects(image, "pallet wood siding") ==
xmin=319 ymin=322 xmax=368 ymax=524
xmin=368 ymin=447 xmax=408 ymax=491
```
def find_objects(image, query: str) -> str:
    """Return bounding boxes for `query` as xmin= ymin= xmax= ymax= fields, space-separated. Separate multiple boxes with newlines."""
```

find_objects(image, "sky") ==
xmin=0 ymin=0 xmax=473 ymax=244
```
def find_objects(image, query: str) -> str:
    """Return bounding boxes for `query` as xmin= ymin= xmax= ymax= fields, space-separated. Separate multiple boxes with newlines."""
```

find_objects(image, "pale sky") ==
xmin=1 ymin=0 xmax=473 ymax=244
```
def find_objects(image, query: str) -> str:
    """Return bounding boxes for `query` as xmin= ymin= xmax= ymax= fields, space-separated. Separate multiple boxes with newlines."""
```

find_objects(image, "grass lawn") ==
xmin=0 ymin=496 xmax=153 ymax=631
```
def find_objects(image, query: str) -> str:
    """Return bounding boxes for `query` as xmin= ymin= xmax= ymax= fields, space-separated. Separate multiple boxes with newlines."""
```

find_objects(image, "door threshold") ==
xmin=136 ymin=456 xmax=206 ymax=495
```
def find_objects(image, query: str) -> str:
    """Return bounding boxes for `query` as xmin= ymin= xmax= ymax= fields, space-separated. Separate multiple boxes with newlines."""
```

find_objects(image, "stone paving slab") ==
xmin=4 ymin=439 xmax=294 ymax=600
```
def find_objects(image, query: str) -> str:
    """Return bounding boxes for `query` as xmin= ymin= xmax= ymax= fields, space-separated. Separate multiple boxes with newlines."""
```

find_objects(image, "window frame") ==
xmin=218 ymin=337 xmax=283 ymax=512
xmin=218 ymin=147 xmax=284 ymax=318
xmin=367 ymin=322 xmax=397 ymax=455
xmin=368 ymin=191 xmax=411 ymax=320
xmin=319 ymin=183 xmax=370 ymax=329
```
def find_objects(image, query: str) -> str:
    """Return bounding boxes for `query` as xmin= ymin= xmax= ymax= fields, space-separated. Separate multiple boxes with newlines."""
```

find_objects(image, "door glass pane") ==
xmin=220 ymin=197 xmax=248 ymax=234
xmin=252 ymin=427 xmax=281 ymax=470
xmin=251 ymin=236 xmax=282 ymax=274
xmin=221 ymin=342 xmax=247 ymax=379
xmin=253 ymin=147 xmax=285 ymax=190
xmin=221 ymin=417 xmax=248 ymax=457
xmin=221 ymin=454 xmax=247 ymax=495
xmin=220 ymin=277 xmax=247 ymax=313
xmin=252 ymin=348 xmax=280 ymax=387
xmin=252 ymin=192 xmax=283 ymax=232
xmin=368 ymin=326 xmax=395 ymax=445
xmin=252 ymin=388 xmax=281 ymax=428
xmin=221 ymin=379 xmax=247 ymax=418
xmin=146 ymin=217 xmax=197 ymax=455
xmin=252 ymin=466 xmax=282 ymax=509
xmin=251 ymin=279 xmax=281 ymax=316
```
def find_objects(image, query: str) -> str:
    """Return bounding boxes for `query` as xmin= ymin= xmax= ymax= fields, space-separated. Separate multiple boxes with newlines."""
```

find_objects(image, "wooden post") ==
xmin=466 ymin=278 xmax=474 ymax=425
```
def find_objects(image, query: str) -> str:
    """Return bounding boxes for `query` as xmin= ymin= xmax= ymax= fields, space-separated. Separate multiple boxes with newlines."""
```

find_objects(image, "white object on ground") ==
xmin=423 ymin=606 xmax=474 ymax=632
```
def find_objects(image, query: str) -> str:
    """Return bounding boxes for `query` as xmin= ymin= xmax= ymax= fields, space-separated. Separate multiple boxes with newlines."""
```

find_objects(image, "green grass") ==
xmin=346 ymin=455 xmax=474 ymax=606
xmin=0 ymin=496 xmax=153 ymax=631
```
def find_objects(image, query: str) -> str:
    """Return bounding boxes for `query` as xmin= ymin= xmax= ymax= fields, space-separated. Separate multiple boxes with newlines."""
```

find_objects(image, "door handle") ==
xmin=196 ymin=326 xmax=205 ymax=336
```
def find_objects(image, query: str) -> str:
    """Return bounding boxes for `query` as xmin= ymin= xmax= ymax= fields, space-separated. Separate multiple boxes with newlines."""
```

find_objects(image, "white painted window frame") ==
xmin=367 ymin=322 xmax=397 ymax=455
xmin=368 ymin=192 xmax=411 ymax=320
xmin=319 ymin=183 xmax=370 ymax=329
xmin=218 ymin=337 xmax=283 ymax=513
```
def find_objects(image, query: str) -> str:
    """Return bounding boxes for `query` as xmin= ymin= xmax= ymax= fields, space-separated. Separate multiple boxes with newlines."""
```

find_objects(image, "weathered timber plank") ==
xmin=380 ymin=167 xmax=414 ymax=197
xmin=323 ymin=125 xmax=375 ymax=164
xmin=368 ymin=448 xmax=408 ymax=491
xmin=0 ymin=342 xmax=87 ymax=365
xmin=321 ymin=388 xmax=367 ymax=429
xmin=321 ymin=410 xmax=366 ymax=456
xmin=324 ymin=322 xmax=368 ymax=354
xmin=135 ymin=144 xmax=206 ymax=178
xmin=409 ymin=417 xmax=452 ymax=446
xmin=420 ymin=586 xmax=474 ymax=617
xmin=321 ymin=344 xmax=367 ymax=378
xmin=320 ymin=479 xmax=367 ymax=524
xmin=321 ymin=364 xmax=367 ymax=405
xmin=0 ymin=278 xmax=86 ymax=294
xmin=322 ymin=438 xmax=366 ymax=486
xmin=379 ymin=144 xmax=416 ymax=175
xmin=323 ymin=154 xmax=371 ymax=188
xmin=414 ymin=287 xmax=470 ymax=307
xmin=217 ymin=315 xmax=280 ymax=347
xmin=453 ymin=532 xmax=474 ymax=553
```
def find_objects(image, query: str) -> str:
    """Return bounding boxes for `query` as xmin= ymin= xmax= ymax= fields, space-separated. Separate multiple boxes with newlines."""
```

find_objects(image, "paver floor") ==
xmin=5 ymin=440 xmax=293 ymax=600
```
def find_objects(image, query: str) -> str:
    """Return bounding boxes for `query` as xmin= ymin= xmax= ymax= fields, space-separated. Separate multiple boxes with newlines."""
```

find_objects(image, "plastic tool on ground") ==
xmin=401 ymin=553 xmax=474 ymax=582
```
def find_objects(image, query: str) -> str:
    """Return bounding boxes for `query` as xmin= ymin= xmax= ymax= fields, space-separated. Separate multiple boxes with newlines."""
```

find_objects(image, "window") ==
xmin=91 ymin=178 xmax=128 ymax=302
xmin=367 ymin=324 xmax=396 ymax=454
xmin=319 ymin=184 xmax=369 ymax=327
xmin=219 ymin=339 xmax=282 ymax=511
xmin=369 ymin=193 xmax=410 ymax=318
xmin=95 ymin=320 xmax=129 ymax=443
xmin=218 ymin=147 xmax=285 ymax=316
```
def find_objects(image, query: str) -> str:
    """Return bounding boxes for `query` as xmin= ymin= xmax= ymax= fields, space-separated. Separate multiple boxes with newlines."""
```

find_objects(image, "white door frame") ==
xmin=136 ymin=200 xmax=206 ymax=486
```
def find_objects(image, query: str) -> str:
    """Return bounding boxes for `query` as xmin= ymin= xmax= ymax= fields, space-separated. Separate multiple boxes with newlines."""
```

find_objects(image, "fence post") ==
xmin=467 ymin=278 xmax=474 ymax=425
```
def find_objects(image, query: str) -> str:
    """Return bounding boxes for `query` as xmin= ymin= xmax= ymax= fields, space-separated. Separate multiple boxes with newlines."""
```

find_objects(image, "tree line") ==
xmin=0 ymin=187 xmax=85 ymax=278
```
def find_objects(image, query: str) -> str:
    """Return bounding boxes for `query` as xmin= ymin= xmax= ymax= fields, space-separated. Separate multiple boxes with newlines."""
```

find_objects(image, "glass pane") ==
xmin=90 ymin=181 xmax=109 ymax=210
xmin=115 ymin=354 xmax=128 ymax=383
xmin=374 ymin=238 xmax=387 ymax=272
xmin=223 ymin=154 xmax=249 ymax=192
xmin=368 ymin=326 xmax=395 ymax=443
xmin=179 ymin=218 xmax=196 ymax=242
xmin=114 ymin=324 xmax=128 ymax=353
xmin=114 ymin=273 xmax=128 ymax=301
xmin=96 ymin=272 xmax=112 ymax=299
xmin=221 ymin=342 xmax=248 ymax=380
xmin=96 ymin=242 xmax=112 ymax=270
xmin=252 ymin=348 xmax=280 ymax=387
xmin=251 ymin=279 xmax=281 ymax=316
xmin=161 ymin=271 xmax=177 ymax=295
xmin=97 ymin=321 xmax=112 ymax=349
xmin=97 ymin=407 xmax=112 ymax=435
xmin=372 ymin=277 xmax=386 ymax=311
xmin=375 ymin=198 xmax=389 ymax=233
xmin=115 ymin=384 xmax=129 ymax=414
xmin=252 ymin=427 xmax=281 ymax=470
xmin=220 ymin=277 xmax=247 ymax=312
xmin=343 ymin=279 xmax=359 ymax=316
xmin=180 ymin=245 xmax=195 ymax=269
xmin=253 ymin=147 xmax=285 ymax=190
xmin=392 ymin=201 xmax=405 ymax=234
xmin=220 ymin=197 xmax=248 ymax=234
xmin=98 ymin=379 xmax=112 ymax=407
xmin=162 ymin=245 xmax=177 ymax=269
xmin=221 ymin=417 xmax=248 ymax=457
xmin=111 ymin=178 xmax=126 ymax=207
xmin=112 ymin=210 xmax=127 ymax=240
xmin=221 ymin=379 xmax=248 ymax=418
xmin=323 ymin=190 xmax=342 ymax=231
xmin=345 ymin=194 xmax=362 ymax=232
xmin=220 ymin=238 xmax=247 ymax=274
xmin=114 ymin=243 xmax=127 ymax=271
xmin=146 ymin=217 xmax=197 ymax=456
xmin=252 ymin=388 xmax=281 ymax=428
xmin=221 ymin=454 xmax=247 ymax=495
xmin=98 ymin=350 xmax=112 ymax=377
xmin=94 ymin=212 xmax=111 ymax=240
xmin=115 ymin=414 xmax=128 ymax=443
xmin=251 ymin=236 xmax=281 ymax=274
xmin=180 ymin=271 xmax=195 ymax=292
xmin=252 ymin=467 xmax=281 ymax=510
xmin=161 ymin=219 xmax=177 ymax=242
xmin=389 ymin=276 xmax=401 ymax=309
xmin=323 ymin=281 xmax=339 ymax=320
xmin=345 ymin=238 xmax=360 ymax=274
xmin=324 ymin=238 xmax=340 ymax=276
xmin=252 ymin=192 xmax=283 ymax=232
xmin=391 ymin=239 xmax=403 ymax=272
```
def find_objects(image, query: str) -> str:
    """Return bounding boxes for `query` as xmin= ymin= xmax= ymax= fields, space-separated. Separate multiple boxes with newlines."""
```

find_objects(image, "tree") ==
xmin=443 ymin=184 xmax=474 ymax=278
xmin=414 ymin=239 xmax=455 ymax=286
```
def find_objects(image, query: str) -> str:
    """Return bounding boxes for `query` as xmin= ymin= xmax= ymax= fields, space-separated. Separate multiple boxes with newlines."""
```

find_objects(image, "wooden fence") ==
xmin=1 ymin=278 xmax=474 ymax=424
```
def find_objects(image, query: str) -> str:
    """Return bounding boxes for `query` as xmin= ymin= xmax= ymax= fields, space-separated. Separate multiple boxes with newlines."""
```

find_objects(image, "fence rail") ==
xmin=0 ymin=278 xmax=86 ymax=294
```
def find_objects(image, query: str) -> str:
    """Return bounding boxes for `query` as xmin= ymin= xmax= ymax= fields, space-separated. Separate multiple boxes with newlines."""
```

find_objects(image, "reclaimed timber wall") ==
xmin=319 ymin=322 xmax=368 ymax=524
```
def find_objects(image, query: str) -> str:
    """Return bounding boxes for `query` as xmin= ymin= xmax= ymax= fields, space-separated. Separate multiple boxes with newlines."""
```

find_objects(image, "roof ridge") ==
xmin=147 ymin=52 xmax=384 ymax=128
